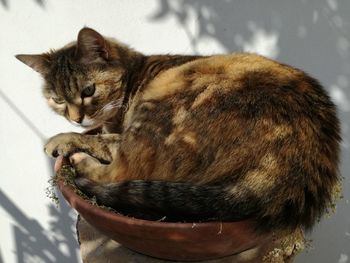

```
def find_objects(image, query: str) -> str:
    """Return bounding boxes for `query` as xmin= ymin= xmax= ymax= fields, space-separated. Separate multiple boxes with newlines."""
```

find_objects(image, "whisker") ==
xmin=91 ymin=99 xmax=124 ymax=119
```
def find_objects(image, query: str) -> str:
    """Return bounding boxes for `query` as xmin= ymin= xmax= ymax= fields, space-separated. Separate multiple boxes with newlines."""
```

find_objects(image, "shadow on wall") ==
xmin=0 ymin=246 xmax=3 ymax=263
xmin=0 ymin=90 xmax=80 ymax=263
xmin=0 ymin=189 xmax=79 ymax=263
xmin=149 ymin=0 xmax=350 ymax=112
xmin=0 ymin=0 xmax=45 ymax=9
xmin=150 ymin=0 xmax=350 ymax=262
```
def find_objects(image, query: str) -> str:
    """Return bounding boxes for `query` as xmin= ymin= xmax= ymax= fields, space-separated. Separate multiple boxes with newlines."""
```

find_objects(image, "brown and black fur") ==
xmin=16 ymin=27 xmax=341 ymax=233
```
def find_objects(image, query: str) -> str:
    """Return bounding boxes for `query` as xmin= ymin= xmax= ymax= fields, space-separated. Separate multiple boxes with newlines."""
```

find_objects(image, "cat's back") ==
xmin=127 ymin=52 xmax=333 ymax=135
xmin=141 ymin=53 xmax=304 ymax=102
xmin=122 ymin=53 xmax=339 ymax=185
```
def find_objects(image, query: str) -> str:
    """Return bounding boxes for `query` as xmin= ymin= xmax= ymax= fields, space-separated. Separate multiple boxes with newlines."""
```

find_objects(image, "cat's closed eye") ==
xmin=82 ymin=84 xmax=96 ymax=98
xmin=52 ymin=97 xmax=65 ymax=104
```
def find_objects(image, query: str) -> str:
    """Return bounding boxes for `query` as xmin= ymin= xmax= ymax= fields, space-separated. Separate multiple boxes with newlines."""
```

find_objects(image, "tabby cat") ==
xmin=16 ymin=27 xmax=341 ymax=232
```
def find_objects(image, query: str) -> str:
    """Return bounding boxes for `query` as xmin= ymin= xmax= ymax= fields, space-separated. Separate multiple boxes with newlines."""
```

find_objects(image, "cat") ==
xmin=16 ymin=27 xmax=341 ymax=232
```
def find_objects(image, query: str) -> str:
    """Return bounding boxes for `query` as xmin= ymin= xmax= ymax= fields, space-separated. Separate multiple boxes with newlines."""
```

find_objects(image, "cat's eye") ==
xmin=82 ymin=84 xmax=96 ymax=98
xmin=52 ymin=97 xmax=65 ymax=104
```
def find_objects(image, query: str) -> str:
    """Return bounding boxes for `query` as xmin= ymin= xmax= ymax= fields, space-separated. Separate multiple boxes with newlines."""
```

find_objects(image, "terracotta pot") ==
xmin=55 ymin=156 xmax=271 ymax=261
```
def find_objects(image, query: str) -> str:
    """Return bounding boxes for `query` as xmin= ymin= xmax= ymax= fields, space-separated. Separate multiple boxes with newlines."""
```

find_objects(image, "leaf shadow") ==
xmin=1 ymin=0 xmax=46 ymax=10
xmin=0 ymin=90 xmax=80 ymax=262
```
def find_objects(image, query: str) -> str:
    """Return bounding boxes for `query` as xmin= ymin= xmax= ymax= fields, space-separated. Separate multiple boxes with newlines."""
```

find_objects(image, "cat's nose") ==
xmin=71 ymin=116 xmax=84 ymax=125
xmin=67 ymin=104 xmax=82 ymax=123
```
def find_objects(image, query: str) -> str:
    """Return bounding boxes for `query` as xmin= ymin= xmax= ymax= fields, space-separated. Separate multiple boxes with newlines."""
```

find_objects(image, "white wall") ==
xmin=0 ymin=1 xmax=349 ymax=262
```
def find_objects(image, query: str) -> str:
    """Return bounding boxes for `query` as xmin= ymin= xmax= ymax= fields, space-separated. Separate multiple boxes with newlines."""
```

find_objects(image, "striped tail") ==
xmin=74 ymin=177 xmax=332 ymax=232
xmin=74 ymin=178 xmax=258 ymax=223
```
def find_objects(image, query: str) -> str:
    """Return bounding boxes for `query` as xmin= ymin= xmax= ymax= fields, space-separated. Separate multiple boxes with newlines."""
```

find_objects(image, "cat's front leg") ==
xmin=44 ymin=132 xmax=120 ymax=164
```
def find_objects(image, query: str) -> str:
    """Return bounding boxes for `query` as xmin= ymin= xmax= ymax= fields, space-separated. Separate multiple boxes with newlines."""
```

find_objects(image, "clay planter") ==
xmin=55 ymin=156 xmax=271 ymax=261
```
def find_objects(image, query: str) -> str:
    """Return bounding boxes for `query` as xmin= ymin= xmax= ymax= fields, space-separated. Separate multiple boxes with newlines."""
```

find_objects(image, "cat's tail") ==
xmin=74 ymin=178 xmax=259 ymax=224
xmin=74 ymin=177 xmax=336 ymax=232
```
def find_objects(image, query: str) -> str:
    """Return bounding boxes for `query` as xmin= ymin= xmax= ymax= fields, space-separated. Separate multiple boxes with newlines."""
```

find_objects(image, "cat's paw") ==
xmin=44 ymin=133 xmax=82 ymax=158
xmin=45 ymin=132 xmax=116 ymax=164
xmin=69 ymin=152 xmax=108 ymax=181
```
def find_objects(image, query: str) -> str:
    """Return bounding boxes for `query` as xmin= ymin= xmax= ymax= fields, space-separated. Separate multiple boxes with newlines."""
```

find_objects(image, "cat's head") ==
xmin=16 ymin=27 xmax=139 ymax=127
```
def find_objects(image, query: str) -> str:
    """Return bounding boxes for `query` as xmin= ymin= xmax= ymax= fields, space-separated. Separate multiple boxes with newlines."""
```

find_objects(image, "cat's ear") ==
xmin=76 ymin=27 xmax=112 ymax=63
xmin=15 ymin=54 xmax=50 ymax=75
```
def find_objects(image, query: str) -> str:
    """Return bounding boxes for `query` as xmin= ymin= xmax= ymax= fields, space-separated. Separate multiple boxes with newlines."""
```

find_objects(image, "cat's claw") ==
xmin=52 ymin=149 xmax=59 ymax=158
xmin=44 ymin=132 xmax=83 ymax=159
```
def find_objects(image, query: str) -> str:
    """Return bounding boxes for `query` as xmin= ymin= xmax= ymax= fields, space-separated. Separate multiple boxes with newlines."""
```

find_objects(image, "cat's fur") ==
xmin=16 ymin=27 xmax=341 ymax=232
